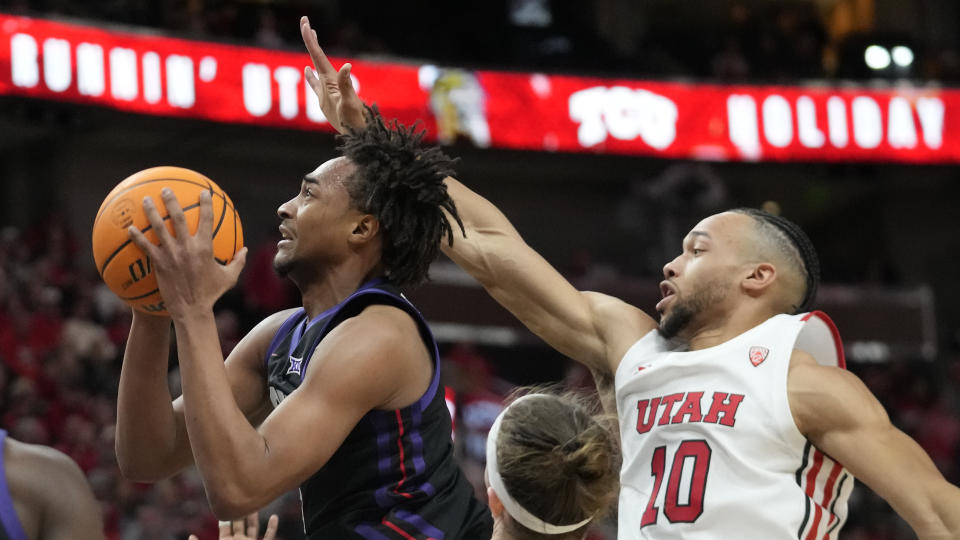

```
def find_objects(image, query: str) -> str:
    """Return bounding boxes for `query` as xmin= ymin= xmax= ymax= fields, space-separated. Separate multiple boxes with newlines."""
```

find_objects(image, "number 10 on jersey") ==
xmin=641 ymin=440 xmax=712 ymax=527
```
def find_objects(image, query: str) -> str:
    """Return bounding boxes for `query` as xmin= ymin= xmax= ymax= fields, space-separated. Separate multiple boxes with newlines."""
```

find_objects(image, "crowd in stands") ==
xmin=0 ymin=207 xmax=958 ymax=538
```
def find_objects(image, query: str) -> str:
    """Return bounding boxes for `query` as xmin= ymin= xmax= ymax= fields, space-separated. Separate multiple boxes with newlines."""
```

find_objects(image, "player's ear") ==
xmin=349 ymin=214 xmax=380 ymax=244
xmin=741 ymin=262 xmax=777 ymax=295
xmin=486 ymin=487 xmax=504 ymax=518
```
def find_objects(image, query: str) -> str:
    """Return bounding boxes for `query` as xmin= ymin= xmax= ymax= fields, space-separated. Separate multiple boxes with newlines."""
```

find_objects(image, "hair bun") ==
xmin=497 ymin=389 xmax=621 ymax=528
xmin=558 ymin=427 xmax=610 ymax=481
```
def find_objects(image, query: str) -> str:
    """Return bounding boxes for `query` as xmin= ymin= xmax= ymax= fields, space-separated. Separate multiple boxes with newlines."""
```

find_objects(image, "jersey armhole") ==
xmin=613 ymin=328 xmax=661 ymax=388
xmin=263 ymin=309 xmax=307 ymax=369
xmin=780 ymin=310 xmax=847 ymax=448
xmin=798 ymin=311 xmax=846 ymax=370
xmin=306 ymin=290 xmax=442 ymax=412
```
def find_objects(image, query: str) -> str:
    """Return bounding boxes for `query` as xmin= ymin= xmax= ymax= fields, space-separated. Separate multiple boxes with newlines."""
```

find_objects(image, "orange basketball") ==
xmin=92 ymin=166 xmax=244 ymax=314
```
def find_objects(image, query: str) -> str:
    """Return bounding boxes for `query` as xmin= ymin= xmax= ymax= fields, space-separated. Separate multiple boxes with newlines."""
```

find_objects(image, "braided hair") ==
xmin=337 ymin=106 xmax=464 ymax=289
xmin=731 ymin=208 xmax=820 ymax=313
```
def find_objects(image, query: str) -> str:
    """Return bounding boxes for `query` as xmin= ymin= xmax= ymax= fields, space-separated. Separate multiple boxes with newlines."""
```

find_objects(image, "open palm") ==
xmin=299 ymin=16 xmax=366 ymax=133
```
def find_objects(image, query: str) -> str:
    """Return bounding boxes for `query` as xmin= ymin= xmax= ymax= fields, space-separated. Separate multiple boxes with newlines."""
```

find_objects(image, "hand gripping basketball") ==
xmin=126 ymin=188 xmax=247 ymax=319
xmin=92 ymin=166 xmax=244 ymax=314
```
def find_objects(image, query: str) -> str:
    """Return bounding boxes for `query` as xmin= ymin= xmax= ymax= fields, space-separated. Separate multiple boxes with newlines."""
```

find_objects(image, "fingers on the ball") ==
xmin=161 ymin=188 xmax=189 ymax=239
xmin=228 ymin=247 xmax=249 ymax=276
xmin=198 ymin=190 xmax=215 ymax=238
xmin=127 ymin=225 xmax=156 ymax=257
xmin=141 ymin=196 xmax=170 ymax=242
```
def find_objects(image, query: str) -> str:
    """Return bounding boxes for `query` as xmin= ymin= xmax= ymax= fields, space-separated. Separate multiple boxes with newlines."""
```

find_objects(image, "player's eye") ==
xmin=692 ymin=248 xmax=704 ymax=255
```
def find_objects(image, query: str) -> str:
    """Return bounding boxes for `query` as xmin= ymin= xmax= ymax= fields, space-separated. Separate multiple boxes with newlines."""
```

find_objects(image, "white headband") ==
xmin=486 ymin=394 xmax=594 ymax=535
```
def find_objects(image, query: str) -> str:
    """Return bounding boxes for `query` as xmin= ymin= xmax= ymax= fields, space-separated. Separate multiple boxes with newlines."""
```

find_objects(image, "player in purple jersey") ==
xmin=115 ymin=49 xmax=491 ymax=540
xmin=0 ymin=429 xmax=103 ymax=540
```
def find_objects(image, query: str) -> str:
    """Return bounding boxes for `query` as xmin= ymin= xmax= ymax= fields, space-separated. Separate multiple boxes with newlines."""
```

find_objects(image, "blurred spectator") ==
xmin=444 ymin=342 xmax=512 ymax=502
xmin=63 ymin=291 xmax=118 ymax=363
xmin=241 ymin=230 xmax=297 ymax=322
xmin=254 ymin=9 xmax=285 ymax=49
xmin=711 ymin=36 xmax=750 ymax=80
xmin=616 ymin=162 xmax=728 ymax=277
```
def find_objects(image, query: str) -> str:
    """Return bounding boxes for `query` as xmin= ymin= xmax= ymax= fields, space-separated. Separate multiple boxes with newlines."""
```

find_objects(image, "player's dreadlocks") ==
xmin=731 ymin=208 xmax=820 ymax=313
xmin=337 ymin=106 xmax=464 ymax=289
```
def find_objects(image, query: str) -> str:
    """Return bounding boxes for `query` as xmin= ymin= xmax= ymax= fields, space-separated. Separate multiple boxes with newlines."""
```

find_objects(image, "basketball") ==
xmin=92 ymin=166 xmax=244 ymax=314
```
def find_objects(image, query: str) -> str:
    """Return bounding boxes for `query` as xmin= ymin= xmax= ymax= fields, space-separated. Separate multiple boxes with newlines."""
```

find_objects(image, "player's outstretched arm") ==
xmin=789 ymin=351 xmax=960 ymax=539
xmin=442 ymin=177 xmax=655 ymax=374
xmin=297 ymin=18 xmax=654 ymax=372
xmin=5 ymin=438 xmax=104 ymax=540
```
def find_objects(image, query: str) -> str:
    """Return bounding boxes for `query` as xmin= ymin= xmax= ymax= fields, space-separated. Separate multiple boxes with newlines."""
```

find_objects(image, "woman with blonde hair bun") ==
xmin=486 ymin=390 xmax=620 ymax=540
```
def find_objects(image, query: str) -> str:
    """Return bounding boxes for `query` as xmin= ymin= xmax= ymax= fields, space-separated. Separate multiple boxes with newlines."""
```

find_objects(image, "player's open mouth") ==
xmin=278 ymin=225 xmax=294 ymax=247
xmin=656 ymin=281 xmax=676 ymax=312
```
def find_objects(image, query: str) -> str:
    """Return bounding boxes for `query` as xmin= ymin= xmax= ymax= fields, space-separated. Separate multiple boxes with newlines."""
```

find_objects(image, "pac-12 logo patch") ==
xmin=749 ymin=346 xmax=770 ymax=367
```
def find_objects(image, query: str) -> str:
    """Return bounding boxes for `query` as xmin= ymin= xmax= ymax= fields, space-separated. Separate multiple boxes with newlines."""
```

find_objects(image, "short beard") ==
xmin=658 ymin=303 xmax=695 ymax=339
xmin=657 ymin=278 xmax=729 ymax=340
xmin=273 ymin=257 xmax=293 ymax=278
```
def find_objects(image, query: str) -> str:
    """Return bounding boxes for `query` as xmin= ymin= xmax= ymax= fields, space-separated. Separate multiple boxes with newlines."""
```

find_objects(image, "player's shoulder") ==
xmin=6 ymin=437 xmax=74 ymax=469
xmin=5 ymin=438 xmax=88 ymax=499
xmin=5 ymin=438 xmax=104 ymax=538
xmin=254 ymin=307 xmax=304 ymax=335
xmin=303 ymin=303 xmax=429 ymax=407
xmin=582 ymin=291 xmax=657 ymax=364
xmin=244 ymin=307 xmax=304 ymax=347
xmin=788 ymin=348 xmax=886 ymax=436
xmin=582 ymin=291 xmax=656 ymax=332
xmin=788 ymin=348 xmax=856 ymax=396
xmin=329 ymin=303 xmax=421 ymax=352
xmin=226 ymin=307 xmax=303 ymax=369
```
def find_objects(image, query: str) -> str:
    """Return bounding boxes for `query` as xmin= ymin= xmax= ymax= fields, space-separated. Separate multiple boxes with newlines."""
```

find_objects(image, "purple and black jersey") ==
xmin=265 ymin=279 xmax=492 ymax=539
xmin=0 ymin=430 xmax=27 ymax=540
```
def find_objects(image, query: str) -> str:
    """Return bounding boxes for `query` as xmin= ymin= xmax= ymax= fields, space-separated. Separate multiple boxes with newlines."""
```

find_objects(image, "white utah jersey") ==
xmin=615 ymin=312 xmax=853 ymax=540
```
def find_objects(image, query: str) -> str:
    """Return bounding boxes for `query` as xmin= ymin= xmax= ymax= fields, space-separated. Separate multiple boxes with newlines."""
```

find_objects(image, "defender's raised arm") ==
xmin=441 ymin=177 xmax=654 ymax=375
xmin=299 ymin=16 xmax=654 ymax=377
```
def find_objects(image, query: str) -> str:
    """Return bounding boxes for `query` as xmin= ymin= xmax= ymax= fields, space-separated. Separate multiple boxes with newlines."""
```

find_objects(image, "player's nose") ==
xmin=662 ymin=256 xmax=680 ymax=279
xmin=277 ymin=198 xmax=296 ymax=219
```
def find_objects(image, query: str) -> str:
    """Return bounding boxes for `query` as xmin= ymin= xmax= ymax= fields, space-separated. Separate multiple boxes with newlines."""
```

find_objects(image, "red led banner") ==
xmin=2 ymin=14 xmax=959 ymax=163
